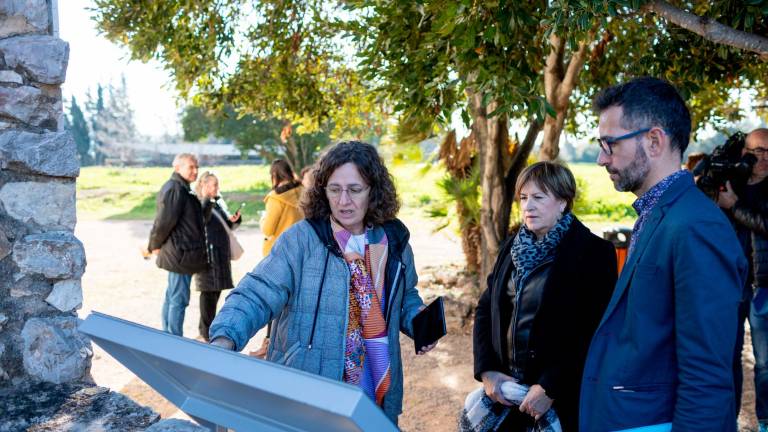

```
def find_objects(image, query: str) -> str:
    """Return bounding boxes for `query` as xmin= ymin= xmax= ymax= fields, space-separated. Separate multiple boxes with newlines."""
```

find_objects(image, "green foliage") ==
xmin=67 ymin=96 xmax=93 ymax=166
xmin=91 ymin=0 xmax=388 ymax=140
xmin=547 ymin=0 xmax=768 ymax=135
xmin=345 ymin=0 xmax=549 ymax=135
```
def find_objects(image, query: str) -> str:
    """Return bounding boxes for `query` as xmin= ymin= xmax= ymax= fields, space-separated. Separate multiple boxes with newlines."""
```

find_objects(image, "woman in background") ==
xmin=260 ymin=159 xmax=303 ymax=257
xmin=194 ymin=171 xmax=241 ymax=341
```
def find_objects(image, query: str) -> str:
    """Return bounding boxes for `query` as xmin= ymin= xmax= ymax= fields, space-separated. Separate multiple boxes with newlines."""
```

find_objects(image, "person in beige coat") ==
xmin=261 ymin=159 xmax=304 ymax=257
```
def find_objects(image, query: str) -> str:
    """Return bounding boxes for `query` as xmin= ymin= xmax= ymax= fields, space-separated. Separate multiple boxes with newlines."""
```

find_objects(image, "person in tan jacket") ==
xmin=261 ymin=159 xmax=304 ymax=257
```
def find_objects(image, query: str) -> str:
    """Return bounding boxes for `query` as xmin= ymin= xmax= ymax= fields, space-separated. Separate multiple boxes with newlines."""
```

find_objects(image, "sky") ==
xmin=59 ymin=0 xmax=182 ymax=138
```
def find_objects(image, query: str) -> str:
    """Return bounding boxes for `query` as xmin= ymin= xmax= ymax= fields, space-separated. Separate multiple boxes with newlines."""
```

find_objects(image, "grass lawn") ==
xmin=76 ymin=161 xmax=637 ymax=224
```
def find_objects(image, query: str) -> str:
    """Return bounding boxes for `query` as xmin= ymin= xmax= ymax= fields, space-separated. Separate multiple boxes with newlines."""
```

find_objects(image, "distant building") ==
xmin=102 ymin=142 xmax=263 ymax=166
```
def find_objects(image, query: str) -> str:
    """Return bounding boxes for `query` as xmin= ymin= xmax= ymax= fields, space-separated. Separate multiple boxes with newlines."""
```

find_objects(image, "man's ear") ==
xmin=646 ymin=128 xmax=666 ymax=158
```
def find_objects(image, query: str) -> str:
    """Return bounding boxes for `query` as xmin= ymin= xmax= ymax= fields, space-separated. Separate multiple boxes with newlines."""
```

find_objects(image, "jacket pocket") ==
xmin=273 ymin=340 xmax=301 ymax=367
xmin=611 ymin=383 xmax=673 ymax=393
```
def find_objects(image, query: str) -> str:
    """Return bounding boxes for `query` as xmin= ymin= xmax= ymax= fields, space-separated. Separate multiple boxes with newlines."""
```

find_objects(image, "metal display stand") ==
xmin=79 ymin=312 xmax=397 ymax=432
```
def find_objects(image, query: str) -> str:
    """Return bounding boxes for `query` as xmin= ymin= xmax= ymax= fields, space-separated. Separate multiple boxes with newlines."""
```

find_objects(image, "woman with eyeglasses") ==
xmin=209 ymin=141 xmax=435 ymax=425
xmin=471 ymin=162 xmax=617 ymax=431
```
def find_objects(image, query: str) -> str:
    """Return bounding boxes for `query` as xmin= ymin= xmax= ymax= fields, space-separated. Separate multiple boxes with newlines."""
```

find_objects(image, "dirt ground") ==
xmin=76 ymin=219 xmax=759 ymax=431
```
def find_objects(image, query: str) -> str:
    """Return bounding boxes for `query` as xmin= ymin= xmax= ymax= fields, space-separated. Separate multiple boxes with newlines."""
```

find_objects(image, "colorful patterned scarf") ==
xmin=331 ymin=217 xmax=391 ymax=405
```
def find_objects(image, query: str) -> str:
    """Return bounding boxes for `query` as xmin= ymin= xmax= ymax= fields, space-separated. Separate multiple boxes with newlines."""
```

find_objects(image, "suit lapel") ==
xmin=596 ymin=173 xmax=694 ymax=329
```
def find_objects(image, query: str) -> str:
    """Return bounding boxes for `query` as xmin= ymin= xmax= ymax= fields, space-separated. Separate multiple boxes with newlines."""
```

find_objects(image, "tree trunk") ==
xmin=471 ymin=93 xmax=510 ymax=285
xmin=539 ymin=33 xmax=591 ymax=161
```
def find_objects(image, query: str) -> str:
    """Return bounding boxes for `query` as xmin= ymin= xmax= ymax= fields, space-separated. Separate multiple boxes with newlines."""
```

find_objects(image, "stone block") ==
xmin=0 ymin=130 xmax=79 ymax=177
xmin=0 ymin=70 xmax=23 ymax=84
xmin=46 ymin=279 xmax=82 ymax=312
xmin=0 ymin=382 xmax=159 ymax=431
xmin=0 ymin=181 xmax=76 ymax=230
xmin=12 ymin=231 xmax=86 ymax=279
xmin=145 ymin=419 xmax=210 ymax=432
xmin=10 ymin=277 xmax=52 ymax=298
xmin=0 ymin=0 xmax=49 ymax=38
xmin=21 ymin=316 xmax=92 ymax=384
xmin=0 ymin=35 xmax=69 ymax=85
xmin=0 ymin=85 xmax=60 ymax=129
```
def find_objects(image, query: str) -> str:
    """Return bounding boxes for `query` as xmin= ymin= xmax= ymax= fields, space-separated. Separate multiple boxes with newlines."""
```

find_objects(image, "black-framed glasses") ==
xmin=746 ymin=147 xmax=768 ymax=157
xmin=595 ymin=128 xmax=651 ymax=155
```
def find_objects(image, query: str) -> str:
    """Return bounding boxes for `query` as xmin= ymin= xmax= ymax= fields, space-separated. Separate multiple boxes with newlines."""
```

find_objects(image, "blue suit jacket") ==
xmin=579 ymin=172 xmax=748 ymax=431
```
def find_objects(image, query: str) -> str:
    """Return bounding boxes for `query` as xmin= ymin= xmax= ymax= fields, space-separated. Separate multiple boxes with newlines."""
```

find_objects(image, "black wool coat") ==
xmin=473 ymin=217 xmax=617 ymax=431
xmin=148 ymin=172 xmax=210 ymax=275
xmin=195 ymin=200 xmax=240 ymax=292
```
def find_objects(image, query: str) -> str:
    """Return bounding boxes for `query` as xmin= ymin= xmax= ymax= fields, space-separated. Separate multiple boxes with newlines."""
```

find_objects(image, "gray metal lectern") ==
xmin=79 ymin=312 xmax=398 ymax=432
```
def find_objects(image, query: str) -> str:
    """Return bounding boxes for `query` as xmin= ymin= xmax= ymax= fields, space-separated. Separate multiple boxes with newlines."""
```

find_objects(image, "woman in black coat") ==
xmin=473 ymin=162 xmax=617 ymax=431
xmin=194 ymin=171 xmax=242 ymax=341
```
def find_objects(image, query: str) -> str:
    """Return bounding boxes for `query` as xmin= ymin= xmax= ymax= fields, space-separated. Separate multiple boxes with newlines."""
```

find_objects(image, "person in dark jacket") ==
xmin=718 ymin=128 xmax=768 ymax=430
xmin=209 ymin=141 xmax=436 ymax=424
xmin=194 ymin=171 xmax=242 ymax=341
xmin=147 ymin=153 xmax=209 ymax=336
xmin=473 ymin=161 xmax=617 ymax=431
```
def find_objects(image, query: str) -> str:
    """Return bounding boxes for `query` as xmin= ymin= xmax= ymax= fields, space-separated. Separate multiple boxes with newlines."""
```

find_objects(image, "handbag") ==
xmin=212 ymin=209 xmax=244 ymax=260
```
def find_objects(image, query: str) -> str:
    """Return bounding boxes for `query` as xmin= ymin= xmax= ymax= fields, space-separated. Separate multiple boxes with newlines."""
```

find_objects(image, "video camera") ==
xmin=694 ymin=132 xmax=756 ymax=199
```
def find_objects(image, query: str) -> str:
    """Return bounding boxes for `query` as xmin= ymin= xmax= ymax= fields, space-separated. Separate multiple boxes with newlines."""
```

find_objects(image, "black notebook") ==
xmin=412 ymin=296 xmax=447 ymax=354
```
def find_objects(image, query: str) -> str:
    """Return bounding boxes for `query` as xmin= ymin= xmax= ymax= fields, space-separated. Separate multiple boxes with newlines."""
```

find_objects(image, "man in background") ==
xmin=718 ymin=128 xmax=768 ymax=431
xmin=580 ymin=77 xmax=747 ymax=431
xmin=147 ymin=153 xmax=209 ymax=336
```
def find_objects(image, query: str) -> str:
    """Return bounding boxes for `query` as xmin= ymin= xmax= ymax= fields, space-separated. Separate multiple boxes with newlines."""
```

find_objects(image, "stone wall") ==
xmin=0 ymin=0 xmax=90 ymax=386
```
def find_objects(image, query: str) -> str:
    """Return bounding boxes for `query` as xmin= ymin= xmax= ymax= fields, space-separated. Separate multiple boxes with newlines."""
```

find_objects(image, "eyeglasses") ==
xmin=746 ymin=147 xmax=768 ymax=157
xmin=595 ymin=128 xmax=651 ymax=155
xmin=325 ymin=185 xmax=369 ymax=200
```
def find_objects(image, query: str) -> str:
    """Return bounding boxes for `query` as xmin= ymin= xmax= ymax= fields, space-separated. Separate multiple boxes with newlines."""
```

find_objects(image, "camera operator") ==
xmin=718 ymin=128 xmax=768 ymax=428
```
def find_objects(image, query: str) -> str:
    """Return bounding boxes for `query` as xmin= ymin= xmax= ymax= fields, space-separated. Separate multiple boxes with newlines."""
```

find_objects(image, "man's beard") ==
xmin=607 ymin=143 xmax=650 ymax=193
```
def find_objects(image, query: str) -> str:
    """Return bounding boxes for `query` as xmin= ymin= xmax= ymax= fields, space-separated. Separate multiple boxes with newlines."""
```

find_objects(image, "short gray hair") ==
xmin=172 ymin=153 xmax=198 ymax=167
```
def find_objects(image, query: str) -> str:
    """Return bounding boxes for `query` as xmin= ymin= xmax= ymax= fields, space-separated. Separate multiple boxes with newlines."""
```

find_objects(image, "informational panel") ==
xmin=79 ymin=312 xmax=397 ymax=432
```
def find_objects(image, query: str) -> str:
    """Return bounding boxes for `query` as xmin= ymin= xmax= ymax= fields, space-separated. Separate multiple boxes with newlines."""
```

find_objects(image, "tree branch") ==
xmin=643 ymin=0 xmax=768 ymax=60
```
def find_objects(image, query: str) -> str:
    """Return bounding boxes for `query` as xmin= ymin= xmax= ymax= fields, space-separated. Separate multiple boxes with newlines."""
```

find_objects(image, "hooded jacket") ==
xmin=261 ymin=183 xmax=304 ymax=256
xmin=209 ymin=217 xmax=425 ymax=423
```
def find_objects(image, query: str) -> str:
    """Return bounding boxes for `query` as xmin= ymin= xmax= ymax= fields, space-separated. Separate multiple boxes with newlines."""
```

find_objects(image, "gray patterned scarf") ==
xmin=510 ymin=212 xmax=573 ymax=283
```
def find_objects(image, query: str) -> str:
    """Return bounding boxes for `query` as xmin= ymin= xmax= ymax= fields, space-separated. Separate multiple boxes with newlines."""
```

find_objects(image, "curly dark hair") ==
xmin=302 ymin=141 xmax=400 ymax=225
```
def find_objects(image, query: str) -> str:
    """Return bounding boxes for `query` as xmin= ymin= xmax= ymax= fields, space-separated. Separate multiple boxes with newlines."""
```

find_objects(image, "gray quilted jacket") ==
xmin=209 ymin=217 xmax=424 ymax=423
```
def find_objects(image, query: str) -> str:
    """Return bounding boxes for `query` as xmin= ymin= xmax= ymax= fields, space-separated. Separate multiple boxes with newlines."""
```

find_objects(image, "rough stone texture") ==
xmin=0 ymin=229 xmax=10 ymax=260
xmin=45 ymin=279 xmax=82 ymax=312
xmin=9 ymin=276 xmax=52 ymax=298
xmin=21 ymin=316 xmax=92 ymax=384
xmin=145 ymin=419 xmax=209 ymax=432
xmin=0 ymin=343 xmax=8 ymax=381
xmin=0 ymin=0 xmax=49 ymax=38
xmin=0 ymin=85 xmax=60 ymax=129
xmin=0 ymin=70 xmax=23 ymax=84
xmin=0 ymin=181 xmax=76 ymax=229
xmin=0 ymin=130 xmax=79 ymax=177
xmin=0 ymin=35 xmax=69 ymax=85
xmin=12 ymin=231 xmax=86 ymax=279
xmin=0 ymin=381 xmax=160 ymax=431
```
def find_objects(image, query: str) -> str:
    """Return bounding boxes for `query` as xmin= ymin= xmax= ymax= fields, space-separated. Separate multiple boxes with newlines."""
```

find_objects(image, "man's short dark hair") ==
xmin=593 ymin=77 xmax=691 ymax=156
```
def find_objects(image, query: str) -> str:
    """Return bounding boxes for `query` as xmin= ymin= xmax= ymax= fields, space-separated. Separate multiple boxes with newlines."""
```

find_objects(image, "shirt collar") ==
xmin=632 ymin=170 xmax=688 ymax=217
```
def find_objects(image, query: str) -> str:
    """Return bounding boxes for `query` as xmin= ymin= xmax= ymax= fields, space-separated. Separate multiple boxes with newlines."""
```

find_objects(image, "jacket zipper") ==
xmin=510 ymin=258 xmax=552 ymax=368
xmin=385 ymin=261 xmax=403 ymax=325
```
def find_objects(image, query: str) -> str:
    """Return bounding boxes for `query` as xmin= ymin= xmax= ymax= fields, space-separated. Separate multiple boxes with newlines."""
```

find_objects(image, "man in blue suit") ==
xmin=580 ymin=77 xmax=748 ymax=431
